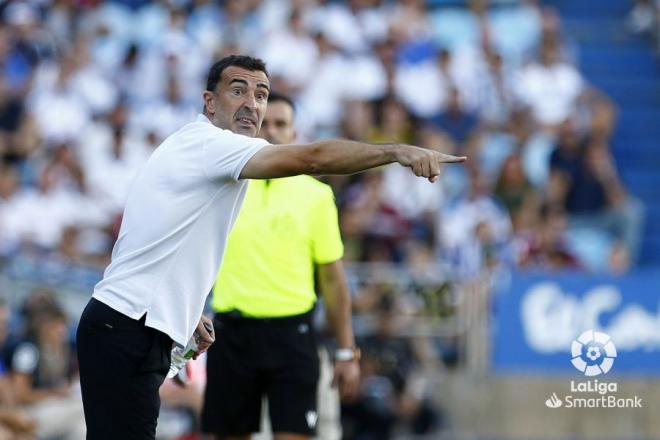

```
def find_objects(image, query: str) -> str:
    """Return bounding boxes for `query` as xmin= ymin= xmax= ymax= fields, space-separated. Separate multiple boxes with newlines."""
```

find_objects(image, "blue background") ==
xmin=491 ymin=270 xmax=660 ymax=376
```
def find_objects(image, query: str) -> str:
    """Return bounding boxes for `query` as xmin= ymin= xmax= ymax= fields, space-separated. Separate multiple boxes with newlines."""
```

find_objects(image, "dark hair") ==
xmin=267 ymin=91 xmax=295 ymax=113
xmin=205 ymin=55 xmax=269 ymax=93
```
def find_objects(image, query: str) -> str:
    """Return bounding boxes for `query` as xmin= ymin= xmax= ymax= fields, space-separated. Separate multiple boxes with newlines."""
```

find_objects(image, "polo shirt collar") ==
xmin=197 ymin=113 xmax=212 ymax=124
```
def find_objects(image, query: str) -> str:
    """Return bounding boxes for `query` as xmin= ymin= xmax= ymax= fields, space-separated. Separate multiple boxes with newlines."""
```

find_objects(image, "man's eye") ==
xmin=257 ymin=93 xmax=267 ymax=101
xmin=232 ymin=89 xmax=242 ymax=96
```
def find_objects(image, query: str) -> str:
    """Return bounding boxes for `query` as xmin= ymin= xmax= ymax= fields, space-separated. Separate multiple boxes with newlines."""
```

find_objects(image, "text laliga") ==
xmin=570 ymin=380 xmax=617 ymax=395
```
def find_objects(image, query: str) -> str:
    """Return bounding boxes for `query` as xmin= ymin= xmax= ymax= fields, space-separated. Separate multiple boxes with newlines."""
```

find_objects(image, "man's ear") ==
xmin=203 ymin=91 xmax=215 ymax=116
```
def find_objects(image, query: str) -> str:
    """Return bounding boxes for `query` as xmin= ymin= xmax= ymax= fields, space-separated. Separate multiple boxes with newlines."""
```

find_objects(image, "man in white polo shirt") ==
xmin=76 ymin=55 xmax=466 ymax=440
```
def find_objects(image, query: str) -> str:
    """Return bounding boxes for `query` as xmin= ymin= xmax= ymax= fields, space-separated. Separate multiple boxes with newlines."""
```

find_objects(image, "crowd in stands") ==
xmin=0 ymin=0 xmax=645 ymax=279
xmin=0 ymin=0 xmax=650 ymax=438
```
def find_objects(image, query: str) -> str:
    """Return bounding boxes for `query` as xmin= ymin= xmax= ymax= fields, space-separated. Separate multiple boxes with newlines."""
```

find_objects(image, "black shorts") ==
xmin=76 ymin=298 xmax=172 ymax=440
xmin=201 ymin=310 xmax=320 ymax=437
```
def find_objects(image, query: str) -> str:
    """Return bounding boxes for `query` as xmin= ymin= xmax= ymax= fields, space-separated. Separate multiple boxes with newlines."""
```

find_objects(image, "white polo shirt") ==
xmin=93 ymin=114 xmax=268 ymax=346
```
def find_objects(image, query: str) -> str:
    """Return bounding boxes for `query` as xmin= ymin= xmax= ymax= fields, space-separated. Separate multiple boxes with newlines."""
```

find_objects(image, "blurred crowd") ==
xmin=0 ymin=0 xmax=652 ymax=438
xmin=0 ymin=0 xmax=646 ymax=281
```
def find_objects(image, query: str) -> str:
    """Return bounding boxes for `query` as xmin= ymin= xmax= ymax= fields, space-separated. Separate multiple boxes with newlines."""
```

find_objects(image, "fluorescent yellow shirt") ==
xmin=211 ymin=175 xmax=343 ymax=317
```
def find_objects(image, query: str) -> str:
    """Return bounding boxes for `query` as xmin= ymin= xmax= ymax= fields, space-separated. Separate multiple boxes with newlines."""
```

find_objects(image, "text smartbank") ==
xmin=563 ymin=379 xmax=643 ymax=408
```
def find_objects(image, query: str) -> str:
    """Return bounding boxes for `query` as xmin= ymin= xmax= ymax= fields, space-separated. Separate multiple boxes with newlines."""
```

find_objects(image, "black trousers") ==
xmin=76 ymin=298 xmax=172 ymax=440
xmin=201 ymin=309 xmax=320 ymax=437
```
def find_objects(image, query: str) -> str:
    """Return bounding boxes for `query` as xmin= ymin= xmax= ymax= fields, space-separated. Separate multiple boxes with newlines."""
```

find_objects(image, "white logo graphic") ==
xmin=306 ymin=411 xmax=318 ymax=428
xmin=545 ymin=393 xmax=563 ymax=408
xmin=544 ymin=330 xmax=642 ymax=409
xmin=571 ymin=330 xmax=617 ymax=376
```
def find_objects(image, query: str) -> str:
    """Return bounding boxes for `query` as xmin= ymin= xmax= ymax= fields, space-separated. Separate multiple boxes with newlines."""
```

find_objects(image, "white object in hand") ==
xmin=167 ymin=333 xmax=199 ymax=379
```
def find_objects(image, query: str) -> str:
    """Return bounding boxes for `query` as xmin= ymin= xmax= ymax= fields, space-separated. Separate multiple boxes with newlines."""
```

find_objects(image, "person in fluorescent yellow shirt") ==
xmin=201 ymin=92 xmax=360 ymax=440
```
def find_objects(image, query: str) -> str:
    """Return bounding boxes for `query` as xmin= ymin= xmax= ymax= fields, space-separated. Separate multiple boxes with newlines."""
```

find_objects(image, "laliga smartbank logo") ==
xmin=571 ymin=330 xmax=617 ymax=376
xmin=544 ymin=330 xmax=643 ymax=409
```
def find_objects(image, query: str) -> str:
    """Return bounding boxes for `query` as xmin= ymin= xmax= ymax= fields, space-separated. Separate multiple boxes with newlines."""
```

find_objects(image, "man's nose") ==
xmin=243 ymin=93 xmax=258 ymax=110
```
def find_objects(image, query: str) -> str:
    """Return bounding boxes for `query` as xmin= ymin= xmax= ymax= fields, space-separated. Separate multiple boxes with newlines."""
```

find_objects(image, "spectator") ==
xmin=516 ymin=205 xmax=581 ymax=270
xmin=66 ymin=36 xmax=119 ymax=117
xmin=389 ymin=0 xmax=431 ymax=43
xmin=340 ymin=170 xmax=409 ymax=263
xmin=341 ymin=100 xmax=375 ymax=142
xmin=112 ymin=43 xmax=141 ymax=102
xmin=133 ymin=74 xmax=197 ymax=142
xmin=427 ymin=86 xmax=482 ymax=155
xmin=494 ymin=153 xmax=539 ymax=232
xmin=296 ymin=31 xmax=348 ymax=136
xmin=311 ymin=0 xmax=388 ymax=55
xmin=0 ymin=298 xmax=36 ymax=439
xmin=516 ymin=36 xmax=584 ymax=130
xmin=370 ymin=97 xmax=441 ymax=243
xmin=7 ymin=298 xmax=85 ymax=439
xmin=2 ymin=147 xmax=106 ymax=253
xmin=217 ymin=0 xmax=261 ymax=52
xmin=438 ymin=169 xmax=512 ymax=278
xmin=257 ymin=9 xmax=319 ymax=95
xmin=549 ymin=121 xmax=644 ymax=269
xmin=476 ymin=48 xmax=517 ymax=129
xmin=2 ymin=2 xmax=53 ymax=96
xmin=186 ymin=0 xmax=224 ymax=54
xmin=81 ymin=102 xmax=151 ymax=218
xmin=395 ymin=48 xmax=453 ymax=118
xmin=367 ymin=96 xmax=416 ymax=145
xmin=548 ymin=121 xmax=616 ymax=215
xmin=343 ymin=295 xmax=440 ymax=440
xmin=28 ymin=53 xmax=91 ymax=146
xmin=157 ymin=358 xmax=206 ymax=440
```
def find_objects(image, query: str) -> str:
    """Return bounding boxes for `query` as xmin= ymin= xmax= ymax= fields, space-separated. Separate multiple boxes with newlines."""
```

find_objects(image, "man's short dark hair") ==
xmin=267 ymin=91 xmax=295 ymax=114
xmin=206 ymin=55 xmax=269 ymax=93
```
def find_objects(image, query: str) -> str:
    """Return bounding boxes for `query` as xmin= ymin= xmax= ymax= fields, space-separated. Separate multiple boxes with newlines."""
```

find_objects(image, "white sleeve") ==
xmin=202 ymin=130 xmax=269 ymax=181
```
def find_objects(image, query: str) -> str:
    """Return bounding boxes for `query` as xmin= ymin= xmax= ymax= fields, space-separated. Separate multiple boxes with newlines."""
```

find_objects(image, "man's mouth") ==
xmin=236 ymin=116 xmax=255 ymax=126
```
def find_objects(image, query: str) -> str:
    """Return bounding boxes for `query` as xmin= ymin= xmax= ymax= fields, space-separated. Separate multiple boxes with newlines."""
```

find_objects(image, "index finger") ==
xmin=437 ymin=154 xmax=467 ymax=163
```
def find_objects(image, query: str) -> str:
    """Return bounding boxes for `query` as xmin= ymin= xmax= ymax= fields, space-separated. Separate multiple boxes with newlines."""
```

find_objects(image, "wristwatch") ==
xmin=335 ymin=347 xmax=361 ymax=362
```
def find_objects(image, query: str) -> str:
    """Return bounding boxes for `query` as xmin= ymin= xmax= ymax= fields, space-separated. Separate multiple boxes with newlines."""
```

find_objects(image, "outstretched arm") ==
xmin=240 ymin=140 xmax=466 ymax=182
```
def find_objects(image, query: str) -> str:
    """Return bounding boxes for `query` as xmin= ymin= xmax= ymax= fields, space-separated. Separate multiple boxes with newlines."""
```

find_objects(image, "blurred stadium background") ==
xmin=0 ymin=0 xmax=659 ymax=438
